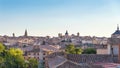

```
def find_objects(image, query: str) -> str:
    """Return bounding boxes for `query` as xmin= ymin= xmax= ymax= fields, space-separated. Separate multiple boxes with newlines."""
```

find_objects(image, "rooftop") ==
xmin=45 ymin=53 xmax=116 ymax=68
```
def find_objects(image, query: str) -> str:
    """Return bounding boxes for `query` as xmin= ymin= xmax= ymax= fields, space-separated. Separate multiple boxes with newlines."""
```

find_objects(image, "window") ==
xmin=43 ymin=53 xmax=46 ymax=55
xmin=38 ymin=57 xmax=39 ymax=59
xmin=34 ymin=53 xmax=36 ymax=55
xmin=29 ymin=53 xmax=31 ymax=55
xmin=43 ymin=57 xmax=45 ymax=60
xmin=38 ymin=53 xmax=39 ymax=55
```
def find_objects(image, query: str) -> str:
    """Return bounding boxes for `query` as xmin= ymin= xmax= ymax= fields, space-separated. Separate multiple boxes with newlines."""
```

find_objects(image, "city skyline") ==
xmin=0 ymin=0 xmax=120 ymax=37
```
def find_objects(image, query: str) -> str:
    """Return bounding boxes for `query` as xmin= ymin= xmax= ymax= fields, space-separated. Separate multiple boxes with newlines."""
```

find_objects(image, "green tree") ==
xmin=9 ymin=48 xmax=23 ymax=56
xmin=75 ymin=48 xmax=83 ymax=54
xmin=65 ymin=44 xmax=75 ymax=54
xmin=65 ymin=44 xmax=83 ymax=54
xmin=0 ymin=43 xmax=5 ymax=53
xmin=83 ymin=48 xmax=96 ymax=54
xmin=3 ymin=48 xmax=25 ymax=68
xmin=0 ymin=43 xmax=39 ymax=68
xmin=0 ymin=43 xmax=5 ymax=68
xmin=0 ymin=56 xmax=4 ymax=67
xmin=28 ymin=58 xmax=38 ymax=68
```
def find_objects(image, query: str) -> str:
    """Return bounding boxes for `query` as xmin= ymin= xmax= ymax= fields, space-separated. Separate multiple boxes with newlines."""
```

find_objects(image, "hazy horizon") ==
xmin=0 ymin=0 xmax=120 ymax=37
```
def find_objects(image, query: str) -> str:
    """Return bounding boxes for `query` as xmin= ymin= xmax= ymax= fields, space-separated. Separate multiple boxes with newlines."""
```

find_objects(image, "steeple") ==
xmin=117 ymin=24 xmax=119 ymax=30
xmin=13 ymin=33 xmax=15 ymax=37
xmin=65 ymin=30 xmax=68 ymax=35
xmin=24 ymin=29 xmax=28 ymax=37
xmin=77 ymin=32 xmax=80 ymax=37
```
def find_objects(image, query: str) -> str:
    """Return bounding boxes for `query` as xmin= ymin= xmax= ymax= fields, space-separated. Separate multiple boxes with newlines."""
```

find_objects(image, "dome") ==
xmin=112 ymin=30 xmax=120 ymax=35
xmin=112 ymin=24 xmax=120 ymax=35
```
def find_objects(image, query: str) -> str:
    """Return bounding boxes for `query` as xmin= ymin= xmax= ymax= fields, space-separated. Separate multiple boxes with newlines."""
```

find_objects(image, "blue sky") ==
xmin=0 ymin=0 xmax=120 ymax=37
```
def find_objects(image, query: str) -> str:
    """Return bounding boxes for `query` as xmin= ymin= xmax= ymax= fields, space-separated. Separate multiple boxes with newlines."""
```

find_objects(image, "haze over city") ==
xmin=0 ymin=0 xmax=120 ymax=37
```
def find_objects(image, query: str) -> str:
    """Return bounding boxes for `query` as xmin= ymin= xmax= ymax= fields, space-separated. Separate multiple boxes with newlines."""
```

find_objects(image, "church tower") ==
xmin=13 ymin=33 xmax=15 ymax=37
xmin=65 ymin=30 xmax=68 ymax=36
xmin=24 ymin=29 xmax=28 ymax=37
xmin=111 ymin=24 xmax=120 ymax=38
xmin=77 ymin=32 xmax=80 ymax=37
xmin=117 ymin=24 xmax=119 ymax=30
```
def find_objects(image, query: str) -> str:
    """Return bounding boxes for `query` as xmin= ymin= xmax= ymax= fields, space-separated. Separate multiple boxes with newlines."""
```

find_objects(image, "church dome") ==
xmin=112 ymin=30 xmax=120 ymax=35
xmin=112 ymin=25 xmax=120 ymax=35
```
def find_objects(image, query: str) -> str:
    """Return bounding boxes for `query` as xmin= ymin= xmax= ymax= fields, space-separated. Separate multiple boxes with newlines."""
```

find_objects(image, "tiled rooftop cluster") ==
xmin=57 ymin=61 xmax=103 ymax=68
xmin=45 ymin=52 xmax=114 ymax=68
xmin=67 ymin=54 xmax=113 ymax=63
xmin=45 ymin=52 xmax=65 ymax=58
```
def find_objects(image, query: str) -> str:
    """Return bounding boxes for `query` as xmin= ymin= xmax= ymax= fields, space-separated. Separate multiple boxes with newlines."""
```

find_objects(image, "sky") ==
xmin=0 ymin=0 xmax=120 ymax=37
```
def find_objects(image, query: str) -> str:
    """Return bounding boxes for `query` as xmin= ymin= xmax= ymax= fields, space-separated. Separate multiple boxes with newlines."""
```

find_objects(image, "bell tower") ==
xmin=117 ymin=24 xmax=119 ymax=30
xmin=65 ymin=30 xmax=68 ymax=36
xmin=24 ymin=29 xmax=28 ymax=37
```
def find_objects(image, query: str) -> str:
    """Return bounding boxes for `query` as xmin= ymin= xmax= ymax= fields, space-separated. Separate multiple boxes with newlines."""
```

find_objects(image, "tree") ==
xmin=83 ymin=48 xmax=96 ymax=54
xmin=28 ymin=58 xmax=38 ymax=68
xmin=0 ymin=56 xmax=4 ymax=67
xmin=65 ymin=44 xmax=75 ymax=54
xmin=9 ymin=48 xmax=23 ymax=56
xmin=65 ymin=44 xmax=83 ymax=54
xmin=0 ymin=43 xmax=39 ymax=68
xmin=0 ymin=43 xmax=5 ymax=53
xmin=0 ymin=43 xmax=5 ymax=68
xmin=3 ymin=48 xmax=25 ymax=68
xmin=75 ymin=48 xmax=83 ymax=54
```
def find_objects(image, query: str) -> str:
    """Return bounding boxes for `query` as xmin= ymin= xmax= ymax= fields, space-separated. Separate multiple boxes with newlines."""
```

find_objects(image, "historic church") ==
xmin=111 ymin=25 xmax=120 ymax=38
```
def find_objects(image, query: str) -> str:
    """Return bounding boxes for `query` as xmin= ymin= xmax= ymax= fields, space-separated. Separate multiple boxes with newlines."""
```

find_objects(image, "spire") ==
xmin=24 ymin=29 xmax=28 ymax=37
xmin=13 ymin=33 xmax=15 ymax=37
xmin=65 ymin=30 xmax=68 ymax=35
xmin=117 ymin=24 xmax=119 ymax=30
xmin=77 ymin=32 xmax=80 ymax=37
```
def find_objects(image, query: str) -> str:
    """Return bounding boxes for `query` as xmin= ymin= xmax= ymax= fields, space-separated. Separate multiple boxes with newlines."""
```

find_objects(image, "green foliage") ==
xmin=9 ymin=48 xmax=23 ymax=56
xmin=65 ymin=44 xmax=83 ymax=54
xmin=75 ymin=48 xmax=83 ymax=54
xmin=0 ymin=57 xmax=4 ymax=64
xmin=83 ymin=48 xmax=96 ymax=54
xmin=0 ymin=43 xmax=5 ymax=53
xmin=1 ymin=48 xmax=25 ymax=68
xmin=0 ymin=43 xmax=38 ymax=68
xmin=65 ymin=44 xmax=96 ymax=54
xmin=28 ymin=58 xmax=38 ymax=68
